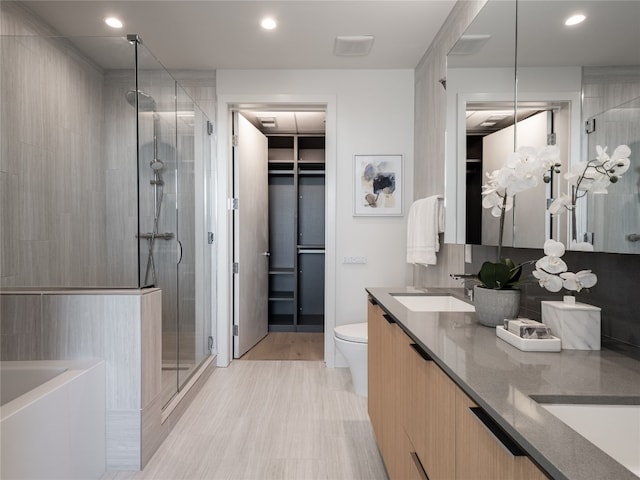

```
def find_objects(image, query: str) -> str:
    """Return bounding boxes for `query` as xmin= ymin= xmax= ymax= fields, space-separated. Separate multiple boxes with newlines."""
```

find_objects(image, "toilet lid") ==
xmin=334 ymin=322 xmax=368 ymax=343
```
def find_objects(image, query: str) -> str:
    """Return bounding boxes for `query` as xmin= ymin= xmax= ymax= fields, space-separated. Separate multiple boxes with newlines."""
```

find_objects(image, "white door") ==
xmin=233 ymin=112 xmax=269 ymax=358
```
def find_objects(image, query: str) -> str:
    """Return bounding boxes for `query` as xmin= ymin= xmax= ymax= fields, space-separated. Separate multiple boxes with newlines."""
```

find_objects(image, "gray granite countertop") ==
xmin=366 ymin=286 xmax=640 ymax=480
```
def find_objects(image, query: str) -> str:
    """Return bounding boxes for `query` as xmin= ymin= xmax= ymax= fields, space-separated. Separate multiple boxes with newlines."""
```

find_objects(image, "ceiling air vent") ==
xmin=334 ymin=35 xmax=375 ymax=56
xmin=449 ymin=34 xmax=491 ymax=55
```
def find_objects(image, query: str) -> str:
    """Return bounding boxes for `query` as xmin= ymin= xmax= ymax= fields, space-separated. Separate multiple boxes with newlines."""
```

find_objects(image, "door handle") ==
xmin=261 ymin=251 xmax=271 ymax=257
xmin=177 ymin=239 xmax=183 ymax=264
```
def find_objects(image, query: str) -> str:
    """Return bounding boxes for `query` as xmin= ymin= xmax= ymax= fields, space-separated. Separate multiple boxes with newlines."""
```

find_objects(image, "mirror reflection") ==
xmin=445 ymin=0 xmax=640 ymax=254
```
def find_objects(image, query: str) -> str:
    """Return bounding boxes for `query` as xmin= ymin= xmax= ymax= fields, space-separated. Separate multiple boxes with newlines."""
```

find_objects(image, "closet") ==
xmin=267 ymin=134 xmax=325 ymax=332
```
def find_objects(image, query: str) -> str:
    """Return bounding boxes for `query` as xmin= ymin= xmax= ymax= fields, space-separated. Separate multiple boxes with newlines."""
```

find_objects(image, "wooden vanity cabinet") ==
xmin=455 ymin=392 xmax=547 ymax=480
xmin=367 ymin=296 xmax=547 ymax=480
xmin=404 ymin=341 xmax=456 ymax=480
xmin=367 ymin=298 xmax=385 ymax=445
xmin=367 ymin=297 xmax=413 ymax=479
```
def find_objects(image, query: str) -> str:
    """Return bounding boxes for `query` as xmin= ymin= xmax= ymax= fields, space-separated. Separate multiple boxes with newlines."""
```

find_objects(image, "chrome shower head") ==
xmin=125 ymin=89 xmax=157 ymax=112
xmin=150 ymin=159 xmax=164 ymax=171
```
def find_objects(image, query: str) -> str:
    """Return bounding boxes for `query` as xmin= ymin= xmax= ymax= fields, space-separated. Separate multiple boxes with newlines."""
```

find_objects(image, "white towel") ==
xmin=406 ymin=195 xmax=444 ymax=266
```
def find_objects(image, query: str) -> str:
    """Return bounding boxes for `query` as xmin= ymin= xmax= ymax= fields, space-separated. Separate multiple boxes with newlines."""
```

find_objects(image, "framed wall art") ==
xmin=353 ymin=154 xmax=403 ymax=216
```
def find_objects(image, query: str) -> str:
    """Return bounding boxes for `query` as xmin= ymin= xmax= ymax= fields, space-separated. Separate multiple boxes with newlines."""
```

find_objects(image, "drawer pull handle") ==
xmin=410 ymin=452 xmax=430 ymax=480
xmin=410 ymin=343 xmax=433 ymax=362
xmin=382 ymin=313 xmax=395 ymax=324
xmin=469 ymin=407 xmax=525 ymax=457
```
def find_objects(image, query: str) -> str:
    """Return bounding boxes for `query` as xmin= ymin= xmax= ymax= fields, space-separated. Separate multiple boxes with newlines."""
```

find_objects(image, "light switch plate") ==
xmin=464 ymin=245 xmax=472 ymax=263
xmin=343 ymin=256 xmax=367 ymax=264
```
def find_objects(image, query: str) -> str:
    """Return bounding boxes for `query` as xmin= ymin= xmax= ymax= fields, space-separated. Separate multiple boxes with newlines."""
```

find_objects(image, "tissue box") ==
xmin=504 ymin=319 xmax=553 ymax=339
xmin=541 ymin=300 xmax=601 ymax=350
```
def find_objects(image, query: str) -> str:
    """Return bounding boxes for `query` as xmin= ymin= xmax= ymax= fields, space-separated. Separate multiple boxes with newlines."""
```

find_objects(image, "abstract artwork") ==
xmin=353 ymin=154 xmax=402 ymax=216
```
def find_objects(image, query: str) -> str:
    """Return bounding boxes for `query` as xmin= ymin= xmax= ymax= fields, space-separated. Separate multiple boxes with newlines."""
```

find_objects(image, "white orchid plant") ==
xmin=474 ymin=145 xmax=561 ymax=290
xmin=548 ymin=144 xmax=631 ymax=248
xmin=532 ymin=239 xmax=597 ymax=294
xmin=482 ymin=145 xmax=561 ymax=259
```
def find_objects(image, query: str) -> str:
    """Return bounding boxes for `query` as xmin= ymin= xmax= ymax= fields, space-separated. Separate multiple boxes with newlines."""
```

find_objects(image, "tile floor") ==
xmin=102 ymin=360 xmax=387 ymax=480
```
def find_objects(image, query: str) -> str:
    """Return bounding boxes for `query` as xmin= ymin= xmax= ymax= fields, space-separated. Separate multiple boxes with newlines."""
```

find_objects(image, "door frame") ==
xmin=215 ymin=94 xmax=337 ymax=367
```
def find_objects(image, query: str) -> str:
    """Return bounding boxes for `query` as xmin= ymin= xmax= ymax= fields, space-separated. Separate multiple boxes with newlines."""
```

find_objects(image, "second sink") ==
xmin=391 ymin=294 xmax=475 ymax=312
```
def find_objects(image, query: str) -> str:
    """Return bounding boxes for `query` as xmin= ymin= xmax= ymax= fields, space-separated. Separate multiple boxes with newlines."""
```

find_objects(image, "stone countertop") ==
xmin=366 ymin=286 xmax=640 ymax=480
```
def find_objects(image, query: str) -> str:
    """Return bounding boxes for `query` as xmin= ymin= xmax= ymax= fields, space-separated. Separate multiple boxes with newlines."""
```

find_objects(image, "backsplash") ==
xmin=468 ymin=245 xmax=640 ymax=359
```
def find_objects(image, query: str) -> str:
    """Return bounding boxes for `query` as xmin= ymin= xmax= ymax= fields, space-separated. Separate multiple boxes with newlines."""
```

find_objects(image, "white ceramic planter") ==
xmin=473 ymin=286 xmax=520 ymax=327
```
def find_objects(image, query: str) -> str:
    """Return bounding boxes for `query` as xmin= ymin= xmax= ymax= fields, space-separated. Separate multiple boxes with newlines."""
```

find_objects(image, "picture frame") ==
xmin=353 ymin=154 xmax=403 ymax=216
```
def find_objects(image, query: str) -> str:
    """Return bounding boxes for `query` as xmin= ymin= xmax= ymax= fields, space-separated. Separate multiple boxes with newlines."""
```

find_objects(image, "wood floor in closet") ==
xmin=240 ymin=333 xmax=324 ymax=361
xmin=101 ymin=360 xmax=387 ymax=480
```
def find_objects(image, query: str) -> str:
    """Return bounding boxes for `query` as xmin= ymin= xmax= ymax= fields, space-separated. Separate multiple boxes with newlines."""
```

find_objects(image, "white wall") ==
xmin=216 ymin=69 xmax=415 ymax=367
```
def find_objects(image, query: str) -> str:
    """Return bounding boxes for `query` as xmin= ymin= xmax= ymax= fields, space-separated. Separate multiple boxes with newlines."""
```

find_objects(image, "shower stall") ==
xmin=0 ymin=18 xmax=214 ymax=409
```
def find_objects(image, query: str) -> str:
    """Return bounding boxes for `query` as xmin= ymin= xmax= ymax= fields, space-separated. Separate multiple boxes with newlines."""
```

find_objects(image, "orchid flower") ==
xmin=563 ymin=144 xmax=631 ymax=194
xmin=548 ymin=193 xmax=573 ymax=216
xmin=535 ymin=239 xmax=567 ymax=274
xmin=532 ymin=268 xmax=564 ymax=292
xmin=532 ymin=240 xmax=598 ymax=294
xmin=560 ymin=270 xmax=598 ymax=292
xmin=482 ymin=191 xmax=512 ymax=217
xmin=569 ymin=240 xmax=595 ymax=252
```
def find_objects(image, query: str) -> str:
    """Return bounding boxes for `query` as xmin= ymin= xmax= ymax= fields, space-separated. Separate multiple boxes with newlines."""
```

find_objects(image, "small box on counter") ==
xmin=503 ymin=318 xmax=553 ymax=339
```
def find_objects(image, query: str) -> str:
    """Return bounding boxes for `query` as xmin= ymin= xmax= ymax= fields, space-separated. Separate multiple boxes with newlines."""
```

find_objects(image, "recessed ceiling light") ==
xmin=261 ymin=17 xmax=277 ymax=30
xmin=104 ymin=16 xmax=123 ymax=29
xmin=564 ymin=14 xmax=586 ymax=26
xmin=479 ymin=121 xmax=497 ymax=127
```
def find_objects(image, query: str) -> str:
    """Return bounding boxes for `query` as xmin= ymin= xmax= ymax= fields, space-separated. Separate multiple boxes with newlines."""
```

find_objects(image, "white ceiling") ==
xmin=18 ymin=1 xmax=457 ymax=71
xmin=448 ymin=0 xmax=640 ymax=69
xmin=240 ymin=110 xmax=326 ymax=135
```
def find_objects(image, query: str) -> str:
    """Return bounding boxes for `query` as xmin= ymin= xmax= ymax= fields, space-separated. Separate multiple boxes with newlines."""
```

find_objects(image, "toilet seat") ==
xmin=334 ymin=322 xmax=367 ymax=344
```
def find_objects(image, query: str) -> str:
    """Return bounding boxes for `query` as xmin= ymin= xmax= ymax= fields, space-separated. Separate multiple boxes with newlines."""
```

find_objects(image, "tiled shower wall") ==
xmin=1 ymin=2 xmax=111 ymax=287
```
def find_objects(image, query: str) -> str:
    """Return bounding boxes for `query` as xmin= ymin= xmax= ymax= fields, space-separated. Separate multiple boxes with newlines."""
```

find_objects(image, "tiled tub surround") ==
xmin=0 ymin=288 xmax=163 ymax=470
xmin=1 ymin=359 xmax=106 ymax=479
xmin=366 ymin=287 xmax=640 ymax=480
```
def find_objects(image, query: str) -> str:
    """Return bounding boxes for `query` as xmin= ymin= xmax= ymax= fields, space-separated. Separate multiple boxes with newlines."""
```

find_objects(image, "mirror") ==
xmin=444 ymin=0 xmax=640 ymax=254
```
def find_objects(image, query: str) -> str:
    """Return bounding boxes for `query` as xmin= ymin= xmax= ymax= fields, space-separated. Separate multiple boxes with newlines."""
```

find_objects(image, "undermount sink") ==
xmin=534 ymin=397 xmax=640 ymax=477
xmin=391 ymin=294 xmax=475 ymax=312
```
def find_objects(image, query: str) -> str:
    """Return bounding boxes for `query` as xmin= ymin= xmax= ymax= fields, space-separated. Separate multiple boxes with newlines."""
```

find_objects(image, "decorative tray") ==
xmin=496 ymin=326 xmax=561 ymax=352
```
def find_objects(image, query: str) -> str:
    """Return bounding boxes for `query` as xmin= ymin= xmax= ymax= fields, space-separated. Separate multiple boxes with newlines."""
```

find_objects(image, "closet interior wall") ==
xmin=267 ymin=134 xmax=325 ymax=332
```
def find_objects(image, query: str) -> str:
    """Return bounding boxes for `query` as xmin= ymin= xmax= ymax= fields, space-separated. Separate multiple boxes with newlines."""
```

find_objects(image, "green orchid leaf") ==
xmin=477 ymin=258 xmax=523 ymax=290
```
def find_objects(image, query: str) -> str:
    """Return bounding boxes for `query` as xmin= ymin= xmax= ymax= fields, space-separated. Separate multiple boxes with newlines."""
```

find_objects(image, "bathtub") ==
xmin=0 ymin=360 xmax=106 ymax=479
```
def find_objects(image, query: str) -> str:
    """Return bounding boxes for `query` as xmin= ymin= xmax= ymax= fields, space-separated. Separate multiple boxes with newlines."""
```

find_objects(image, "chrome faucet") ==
xmin=450 ymin=273 xmax=476 ymax=301
xmin=449 ymin=273 xmax=476 ymax=280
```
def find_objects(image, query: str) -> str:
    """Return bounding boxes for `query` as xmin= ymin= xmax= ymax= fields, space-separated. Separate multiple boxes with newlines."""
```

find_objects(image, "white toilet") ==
xmin=334 ymin=322 xmax=368 ymax=397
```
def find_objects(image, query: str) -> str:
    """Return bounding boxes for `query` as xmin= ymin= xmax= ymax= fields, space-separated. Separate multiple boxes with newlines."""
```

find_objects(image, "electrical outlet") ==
xmin=343 ymin=256 xmax=367 ymax=264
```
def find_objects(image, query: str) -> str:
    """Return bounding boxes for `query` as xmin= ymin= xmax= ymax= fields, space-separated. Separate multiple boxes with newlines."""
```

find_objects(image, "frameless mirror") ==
xmin=444 ymin=0 xmax=518 ymax=248
xmin=444 ymin=0 xmax=640 ymax=254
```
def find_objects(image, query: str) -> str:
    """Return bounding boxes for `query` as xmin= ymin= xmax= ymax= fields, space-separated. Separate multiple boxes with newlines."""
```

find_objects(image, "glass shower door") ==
xmin=135 ymin=45 xmax=180 ymax=406
xmin=135 ymin=43 xmax=213 ymax=408
xmin=176 ymin=85 xmax=213 ymax=388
